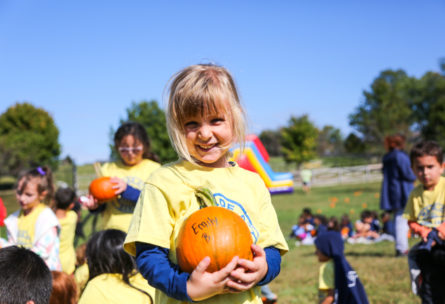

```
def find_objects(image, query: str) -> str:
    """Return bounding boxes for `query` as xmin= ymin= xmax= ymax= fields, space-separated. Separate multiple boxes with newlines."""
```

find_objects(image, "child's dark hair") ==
xmin=384 ymin=134 xmax=406 ymax=151
xmin=380 ymin=211 xmax=391 ymax=220
xmin=302 ymin=208 xmax=312 ymax=216
xmin=17 ymin=166 xmax=55 ymax=205
xmin=410 ymin=140 xmax=443 ymax=164
xmin=314 ymin=214 xmax=328 ymax=225
xmin=50 ymin=271 xmax=77 ymax=304
xmin=0 ymin=246 xmax=52 ymax=304
xmin=328 ymin=216 xmax=340 ymax=231
xmin=86 ymin=229 xmax=153 ymax=303
xmin=55 ymin=187 xmax=76 ymax=210
xmin=114 ymin=121 xmax=160 ymax=163
xmin=360 ymin=210 xmax=373 ymax=221
xmin=340 ymin=214 xmax=350 ymax=224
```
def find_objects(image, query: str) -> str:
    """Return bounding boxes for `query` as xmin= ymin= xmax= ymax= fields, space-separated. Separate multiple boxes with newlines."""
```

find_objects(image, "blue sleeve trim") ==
xmin=121 ymin=185 xmax=141 ymax=202
xmin=136 ymin=243 xmax=192 ymax=301
xmin=257 ymin=247 xmax=281 ymax=286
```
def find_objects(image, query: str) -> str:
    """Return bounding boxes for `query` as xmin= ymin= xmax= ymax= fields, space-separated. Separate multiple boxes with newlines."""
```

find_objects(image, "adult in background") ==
xmin=380 ymin=134 xmax=416 ymax=256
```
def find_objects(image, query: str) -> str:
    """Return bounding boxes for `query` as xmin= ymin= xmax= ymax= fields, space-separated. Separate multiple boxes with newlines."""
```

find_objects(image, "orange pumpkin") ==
xmin=176 ymin=206 xmax=253 ymax=273
xmin=89 ymin=177 xmax=117 ymax=201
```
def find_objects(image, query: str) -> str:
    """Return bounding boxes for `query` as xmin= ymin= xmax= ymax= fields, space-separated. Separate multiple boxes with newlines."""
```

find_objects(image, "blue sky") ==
xmin=1 ymin=1 xmax=444 ymax=164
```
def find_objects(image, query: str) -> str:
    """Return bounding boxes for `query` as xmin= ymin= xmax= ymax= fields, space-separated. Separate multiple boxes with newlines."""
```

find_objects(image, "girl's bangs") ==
xmin=175 ymin=90 xmax=230 ymax=126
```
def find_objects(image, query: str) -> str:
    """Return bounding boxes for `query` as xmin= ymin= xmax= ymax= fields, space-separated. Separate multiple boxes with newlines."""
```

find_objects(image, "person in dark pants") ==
xmin=380 ymin=134 xmax=416 ymax=256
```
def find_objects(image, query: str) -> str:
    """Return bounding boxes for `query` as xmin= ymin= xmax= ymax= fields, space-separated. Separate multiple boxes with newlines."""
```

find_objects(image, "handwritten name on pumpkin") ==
xmin=191 ymin=216 xmax=218 ymax=236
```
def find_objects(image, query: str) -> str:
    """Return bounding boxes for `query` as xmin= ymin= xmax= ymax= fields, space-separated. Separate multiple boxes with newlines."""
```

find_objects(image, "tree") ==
xmin=411 ymin=71 xmax=445 ymax=147
xmin=0 ymin=102 xmax=60 ymax=176
xmin=316 ymin=125 xmax=343 ymax=156
xmin=112 ymin=100 xmax=177 ymax=163
xmin=258 ymin=129 xmax=282 ymax=156
xmin=280 ymin=115 xmax=318 ymax=167
xmin=348 ymin=70 xmax=416 ymax=154
xmin=343 ymin=133 xmax=366 ymax=154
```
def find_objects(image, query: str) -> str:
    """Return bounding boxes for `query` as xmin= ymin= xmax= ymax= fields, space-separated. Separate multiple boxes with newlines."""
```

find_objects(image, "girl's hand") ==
xmin=226 ymin=244 xmax=268 ymax=292
xmin=187 ymin=256 xmax=239 ymax=301
xmin=110 ymin=177 xmax=127 ymax=195
xmin=80 ymin=194 xmax=100 ymax=210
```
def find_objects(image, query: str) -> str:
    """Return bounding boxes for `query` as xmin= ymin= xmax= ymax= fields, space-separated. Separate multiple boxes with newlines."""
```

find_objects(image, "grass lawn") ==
xmin=270 ymin=182 xmax=419 ymax=304
xmin=1 ymin=180 xmax=419 ymax=303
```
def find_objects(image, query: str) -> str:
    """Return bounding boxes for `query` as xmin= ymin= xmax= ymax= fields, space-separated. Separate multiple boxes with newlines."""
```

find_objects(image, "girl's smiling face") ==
xmin=16 ymin=178 xmax=44 ymax=215
xmin=184 ymin=110 xmax=234 ymax=168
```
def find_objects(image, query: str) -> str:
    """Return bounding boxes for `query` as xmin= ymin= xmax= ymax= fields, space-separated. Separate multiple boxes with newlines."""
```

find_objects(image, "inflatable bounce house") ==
xmin=231 ymin=134 xmax=294 ymax=194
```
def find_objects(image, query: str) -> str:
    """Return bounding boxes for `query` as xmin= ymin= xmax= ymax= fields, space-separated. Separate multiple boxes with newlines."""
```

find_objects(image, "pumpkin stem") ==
xmin=195 ymin=187 xmax=217 ymax=208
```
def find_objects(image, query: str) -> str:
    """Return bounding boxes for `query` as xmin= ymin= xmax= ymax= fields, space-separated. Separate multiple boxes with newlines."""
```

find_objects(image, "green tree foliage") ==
xmin=411 ymin=71 xmax=445 ymax=147
xmin=280 ymin=115 xmax=318 ymax=167
xmin=349 ymin=70 xmax=415 ymax=153
xmin=259 ymin=129 xmax=282 ymax=156
xmin=344 ymin=133 xmax=366 ymax=154
xmin=0 ymin=102 xmax=60 ymax=176
xmin=316 ymin=125 xmax=343 ymax=156
xmin=112 ymin=100 xmax=177 ymax=163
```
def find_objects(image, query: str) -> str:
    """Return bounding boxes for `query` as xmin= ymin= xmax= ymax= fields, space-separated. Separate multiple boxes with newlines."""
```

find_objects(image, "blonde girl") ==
xmin=0 ymin=166 xmax=61 ymax=270
xmin=83 ymin=121 xmax=161 ymax=232
xmin=124 ymin=64 xmax=288 ymax=304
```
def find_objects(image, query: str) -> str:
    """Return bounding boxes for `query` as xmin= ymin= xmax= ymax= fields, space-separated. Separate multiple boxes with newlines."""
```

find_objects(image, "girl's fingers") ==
xmin=213 ymin=256 xmax=239 ymax=281
xmin=194 ymin=256 xmax=211 ymax=274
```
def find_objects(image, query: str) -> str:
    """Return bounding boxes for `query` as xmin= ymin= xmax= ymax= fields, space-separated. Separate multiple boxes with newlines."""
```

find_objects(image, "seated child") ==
xmin=315 ymin=231 xmax=369 ymax=304
xmin=50 ymin=270 xmax=78 ymax=304
xmin=340 ymin=214 xmax=354 ymax=240
xmin=303 ymin=207 xmax=315 ymax=226
xmin=328 ymin=216 xmax=340 ymax=232
xmin=290 ymin=214 xmax=314 ymax=244
xmin=0 ymin=246 xmax=52 ymax=304
xmin=351 ymin=210 xmax=379 ymax=242
xmin=55 ymin=186 xmax=78 ymax=274
xmin=374 ymin=211 xmax=395 ymax=243
xmin=313 ymin=214 xmax=328 ymax=237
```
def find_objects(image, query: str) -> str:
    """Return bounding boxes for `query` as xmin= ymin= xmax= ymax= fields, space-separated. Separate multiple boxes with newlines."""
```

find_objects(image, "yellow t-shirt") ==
xmin=100 ymin=159 xmax=160 ymax=232
xmin=124 ymin=160 xmax=289 ymax=304
xmin=17 ymin=203 xmax=47 ymax=248
xmin=78 ymin=273 xmax=154 ymax=304
xmin=58 ymin=210 xmax=78 ymax=274
xmin=318 ymin=260 xmax=334 ymax=303
xmin=403 ymin=176 xmax=445 ymax=228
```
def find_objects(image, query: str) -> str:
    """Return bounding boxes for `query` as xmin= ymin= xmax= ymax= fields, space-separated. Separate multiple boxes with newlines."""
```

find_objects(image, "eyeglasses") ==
xmin=118 ymin=146 xmax=143 ymax=154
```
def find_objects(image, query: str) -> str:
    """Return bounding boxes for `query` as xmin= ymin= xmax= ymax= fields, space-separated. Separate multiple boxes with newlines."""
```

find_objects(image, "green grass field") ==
xmin=0 ymin=179 xmax=419 ymax=303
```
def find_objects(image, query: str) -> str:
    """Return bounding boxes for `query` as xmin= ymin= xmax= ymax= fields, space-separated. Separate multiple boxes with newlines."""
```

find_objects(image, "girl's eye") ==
xmin=211 ymin=117 xmax=224 ymax=124
xmin=185 ymin=121 xmax=198 ymax=129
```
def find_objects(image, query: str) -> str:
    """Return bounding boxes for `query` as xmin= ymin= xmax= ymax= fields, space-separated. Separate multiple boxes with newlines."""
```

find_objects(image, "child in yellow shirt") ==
xmin=55 ymin=186 xmax=78 ymax=275
xmin=404 ymin=140 xmax=445 ymax=302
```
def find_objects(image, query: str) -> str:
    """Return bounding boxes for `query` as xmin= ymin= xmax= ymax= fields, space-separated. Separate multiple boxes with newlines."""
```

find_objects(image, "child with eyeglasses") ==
xmin=82 ymin=122 xmax=160 ymax=232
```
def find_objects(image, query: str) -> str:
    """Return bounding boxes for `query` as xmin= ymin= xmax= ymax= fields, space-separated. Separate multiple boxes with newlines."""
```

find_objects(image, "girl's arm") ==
xmin=32 ymin=226 xmax=61 ymax=270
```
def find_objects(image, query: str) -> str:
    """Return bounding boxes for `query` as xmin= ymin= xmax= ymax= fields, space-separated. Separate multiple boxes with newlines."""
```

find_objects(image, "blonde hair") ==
xmin=166 ymin=64 xmax=247 ymax=163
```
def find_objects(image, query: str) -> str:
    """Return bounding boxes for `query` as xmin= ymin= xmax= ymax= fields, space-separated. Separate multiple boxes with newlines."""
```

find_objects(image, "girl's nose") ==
xmin=198 ymin=125 xmax=211 ymax=140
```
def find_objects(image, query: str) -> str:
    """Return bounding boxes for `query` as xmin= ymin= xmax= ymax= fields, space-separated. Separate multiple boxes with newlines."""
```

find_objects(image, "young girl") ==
xmin=78 ymin=229 xmax=154 ymax=304
xmin=83 ymin=121 xmax=160 ymax=232
xmin=315 ymin=231 xmax=369 ymax=304
xmin=124 ymin=64 xmax=289 ymax=304
xmin=0 ymin=166 xmax=61 ymax=270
